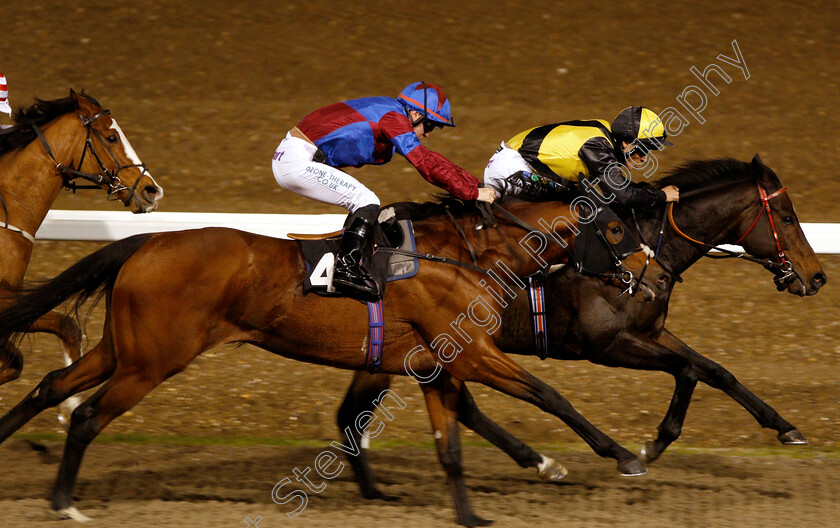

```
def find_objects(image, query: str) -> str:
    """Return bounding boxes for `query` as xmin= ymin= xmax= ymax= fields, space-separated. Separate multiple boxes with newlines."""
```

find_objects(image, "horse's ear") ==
xmin=73 ymin=90 xmax=96 ymax=116
xmin=751 ymin=154 xmax=764 ymax=175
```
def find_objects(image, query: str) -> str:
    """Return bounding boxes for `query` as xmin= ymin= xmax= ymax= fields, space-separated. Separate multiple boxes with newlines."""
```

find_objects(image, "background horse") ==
xmin=0 ymin=90 xmax=163 ymax=403
xmin=337 ymin=155 xmax=826 ymax=498
xmin=0 ymin=194 xmax=666 ymax=526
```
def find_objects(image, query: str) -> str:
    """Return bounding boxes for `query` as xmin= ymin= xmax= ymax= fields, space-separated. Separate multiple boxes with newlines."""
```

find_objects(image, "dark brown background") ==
xmin=1 ymin=1 xmax=838 ymax=526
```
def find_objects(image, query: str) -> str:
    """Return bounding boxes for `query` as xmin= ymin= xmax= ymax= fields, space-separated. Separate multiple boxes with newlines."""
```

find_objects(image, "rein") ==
xmin=376 ymin=203 xmax=538 ymax=277
xmin=666 ymin=183 xmax=790 ymax=269
xmin=377 ymin=202 xmax=640 ymax=295
xmin=656 ymin=180 xmax=797 ymax=289
xmin=375 ymin=203 xmax=537 ymax=277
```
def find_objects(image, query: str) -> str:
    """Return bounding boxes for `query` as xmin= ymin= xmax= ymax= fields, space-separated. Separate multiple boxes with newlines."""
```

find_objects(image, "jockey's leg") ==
xmin=483 ymin=141 xmax=532 ymax=200
xmin=332 ymin=204 xmax=381 ymax=301
xmin=271 ymin=133 xmax=381 ymax=300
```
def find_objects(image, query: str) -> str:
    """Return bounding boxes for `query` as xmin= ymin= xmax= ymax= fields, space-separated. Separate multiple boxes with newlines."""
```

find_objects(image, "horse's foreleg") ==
xmin=456 ymin=384 xmax=567 ymax=481
xmin=421 ymin=373 xmax=491 ymax=528
xmin=655 ymin=328 xmax=806 ymax=445
xmin=25 ymin=310 xmax=84 ymax=364
xmin=446 ymin=341 xmax=645 ymax=476
xmin=24 ymin=311 xmax=86 ymax=427
xmin=337 ymin=371 xmax=400 ymax=501
xmin=0 ymin=339 xmax=115 ymax=445
xmin=591 ymin=331 xmax=698 ymax=463
xmin=0 ymin=342 xmax=23 ymax=386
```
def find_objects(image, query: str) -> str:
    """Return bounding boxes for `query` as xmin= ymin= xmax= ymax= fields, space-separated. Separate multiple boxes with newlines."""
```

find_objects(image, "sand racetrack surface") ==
xmin=1 ymin=1 xmax=839 ymax=527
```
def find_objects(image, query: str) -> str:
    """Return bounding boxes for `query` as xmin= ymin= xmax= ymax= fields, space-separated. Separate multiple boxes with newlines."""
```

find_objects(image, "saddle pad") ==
xmin=300 ymin=219 xmax=418 ymax=298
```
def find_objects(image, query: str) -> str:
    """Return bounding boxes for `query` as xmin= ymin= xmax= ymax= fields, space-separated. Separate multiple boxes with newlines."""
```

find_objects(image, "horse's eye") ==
xmin=611 ymin=226 xmax=623 ymax=235
xmin=782 ymin=216 xmax=795 ymax=226
xmin=106 ymin=135 xmax=119 ymax=144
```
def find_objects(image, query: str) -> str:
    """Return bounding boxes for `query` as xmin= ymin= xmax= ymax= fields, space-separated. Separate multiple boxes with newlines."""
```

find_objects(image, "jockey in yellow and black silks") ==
xmin=484 ymin=106 xmax=680 ymax=207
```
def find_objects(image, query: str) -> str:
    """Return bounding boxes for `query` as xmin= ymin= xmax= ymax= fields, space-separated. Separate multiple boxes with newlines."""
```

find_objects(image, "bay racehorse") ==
xmin=0 ymin=90 xmax=163 ymax=409
xmin=0 ymin=191 xmax=667 ymax=525
xmin=337 ymin=155 xmax=826 ymax=498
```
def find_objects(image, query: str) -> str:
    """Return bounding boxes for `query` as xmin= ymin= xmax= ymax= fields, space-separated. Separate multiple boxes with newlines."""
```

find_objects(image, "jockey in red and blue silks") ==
xmin=0 ymin=72 xmax=12 ymax=121
xmin=272 ymin=82 xmax=495 ymax=301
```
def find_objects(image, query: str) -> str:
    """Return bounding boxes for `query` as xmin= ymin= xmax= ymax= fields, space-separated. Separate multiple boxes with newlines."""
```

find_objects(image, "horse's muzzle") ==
xmin=778 ymin=269 xmax=826 ymax=297
xmin=634 ymin=282 xmax=657 ymax=303
xmin=130 ymin=181 xmax=164 ymax=214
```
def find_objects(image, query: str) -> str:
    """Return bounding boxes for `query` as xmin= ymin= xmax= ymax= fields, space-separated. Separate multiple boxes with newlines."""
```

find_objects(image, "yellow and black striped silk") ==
xmin=507 ymin=120 xmax=613 ymax=182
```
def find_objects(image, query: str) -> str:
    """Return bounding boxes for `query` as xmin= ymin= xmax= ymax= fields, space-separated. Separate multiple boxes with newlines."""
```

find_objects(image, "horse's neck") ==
xmin=413 ymin=201 xmax=577 ymax=278
xmin=0 ymin=115 xmax=80 ymax=234
xmin=646 ymin=191 xmax=751 ymax=275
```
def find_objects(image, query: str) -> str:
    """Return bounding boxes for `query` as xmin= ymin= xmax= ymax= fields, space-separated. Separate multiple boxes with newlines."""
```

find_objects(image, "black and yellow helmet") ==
xmin=611 ymin=106 xmax=674 ymax=150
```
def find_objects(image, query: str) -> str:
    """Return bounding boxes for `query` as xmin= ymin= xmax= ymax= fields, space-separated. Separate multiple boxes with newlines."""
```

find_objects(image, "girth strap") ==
xmin=366 ymin=299 xmax=384 ymax=373
xmin=527 ymin=274 xmax=550 ymax=360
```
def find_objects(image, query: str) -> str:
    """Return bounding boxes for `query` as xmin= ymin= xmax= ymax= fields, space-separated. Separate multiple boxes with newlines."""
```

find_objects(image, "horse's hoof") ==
xmin=363 ymin=489 xmax=401 ymax=502
xmin=640 ymin=440 xmax=660 ymax=464
xmin=618 ymin=456 xmax=647 ymax=477
xmin=53 ymin=506 xmax=92 ymax=522
xmin=459 ymin=514 xmax=494 ymax=527
xmin=537 ymin=455 xmax=568 ymax=481
xmin=778 ymin=429 xmax=808 ymax=445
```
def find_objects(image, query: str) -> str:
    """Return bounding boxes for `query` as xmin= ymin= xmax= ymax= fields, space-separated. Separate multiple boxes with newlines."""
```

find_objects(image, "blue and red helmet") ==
xmin=398 ymin=82 xmax=455 ymax=127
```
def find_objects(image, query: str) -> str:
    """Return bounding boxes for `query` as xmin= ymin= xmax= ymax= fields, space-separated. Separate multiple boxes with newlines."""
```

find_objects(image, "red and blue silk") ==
xmin=296 ymin=97 xmax=478 ymax=200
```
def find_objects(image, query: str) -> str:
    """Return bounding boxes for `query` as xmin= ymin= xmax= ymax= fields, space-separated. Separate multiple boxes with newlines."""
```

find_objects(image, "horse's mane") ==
xmin=386 ymin=195 xmax=477 ymax=222
xmin=386 ymin=172 xmax=575 ymax=222
xmin=389 ymin=159 xmax=764 ymax=221
xmin=0 ymin=92 xmax=100 ymax=157
xmin=654 ymin=158 xmax=754 ymax=193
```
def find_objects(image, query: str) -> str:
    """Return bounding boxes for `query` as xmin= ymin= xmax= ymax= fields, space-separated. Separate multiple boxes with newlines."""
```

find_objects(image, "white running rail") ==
xmin=34 ymin=210 xmax=840 ymax=254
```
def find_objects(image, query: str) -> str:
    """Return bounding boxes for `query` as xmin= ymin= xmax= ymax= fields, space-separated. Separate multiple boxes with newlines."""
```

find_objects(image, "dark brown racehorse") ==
xmin=0 ymin=90 xmax=163 ymax=408
xmin=0 ymin=192 xmax=666 ymax=525
xmin=337 ymin=155 xmax=826 ymax=498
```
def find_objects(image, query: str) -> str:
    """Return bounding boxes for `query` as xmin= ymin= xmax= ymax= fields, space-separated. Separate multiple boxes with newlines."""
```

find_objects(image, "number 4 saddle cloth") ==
xmin=298 ymin=210 xmax=418 ymax=301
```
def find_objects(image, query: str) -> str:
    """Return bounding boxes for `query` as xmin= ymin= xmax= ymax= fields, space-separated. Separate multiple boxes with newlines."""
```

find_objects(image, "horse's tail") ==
xmin=0 ymin=233 xmax=154 ymax=345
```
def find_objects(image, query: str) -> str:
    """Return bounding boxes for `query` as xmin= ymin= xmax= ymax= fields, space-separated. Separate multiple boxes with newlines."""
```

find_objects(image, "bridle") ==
xmin=0 ymin=109 xmax=149 ymax=242
xmin=31 ymin=109 xmax=148 ymax=207
xmin=662 ymin=180 xmax=798 ymax=288
xmin=488 ymin=203 xmax=643 ymax=296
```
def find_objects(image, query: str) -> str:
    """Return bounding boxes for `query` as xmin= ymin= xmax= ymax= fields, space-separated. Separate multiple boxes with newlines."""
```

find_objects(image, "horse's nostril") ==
xmin=811 ymin=272 xmax=827 ymax=289
xmin=144 ymin=185 xmax=158 ymax=195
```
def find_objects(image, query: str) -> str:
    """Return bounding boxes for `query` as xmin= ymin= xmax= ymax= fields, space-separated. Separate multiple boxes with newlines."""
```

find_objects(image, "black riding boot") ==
xmin=332 ymin=207 xmax=381 ymax=302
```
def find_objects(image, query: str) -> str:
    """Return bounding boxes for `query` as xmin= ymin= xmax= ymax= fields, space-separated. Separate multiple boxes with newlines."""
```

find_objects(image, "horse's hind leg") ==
xmin=51 ymin=368 xmax=160 ymax=518
xmin=655 ymin=328 xmax=807 ymax=446
xmin=337 ymin=371 xmax=399 ymax=501
xmin=456 ymin=384 xmax=567 ymax=481
xmin=0 ymin=339 xmax=115 ymax=445
xmin=341 ymin=372 xmax=567 ymax=499
xmin=421 ymin=373 xmax=491 ymax=527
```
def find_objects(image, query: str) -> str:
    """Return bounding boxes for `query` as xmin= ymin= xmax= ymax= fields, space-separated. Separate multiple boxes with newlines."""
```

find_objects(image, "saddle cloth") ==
xmin=299 ymin=218 xmax=418 ymax=300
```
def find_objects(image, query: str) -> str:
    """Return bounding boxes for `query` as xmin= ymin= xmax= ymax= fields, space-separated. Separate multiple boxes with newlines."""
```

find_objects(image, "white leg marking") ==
xmin=55 ymin=506 xmax=92 ymax=522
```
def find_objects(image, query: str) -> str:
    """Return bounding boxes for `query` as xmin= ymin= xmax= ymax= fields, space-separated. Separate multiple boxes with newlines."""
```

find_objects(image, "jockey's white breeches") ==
xmin=483 ymin=141 xmax=534 ymax=198
xmin=271 ymin=132 xmax=380 ymax=213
